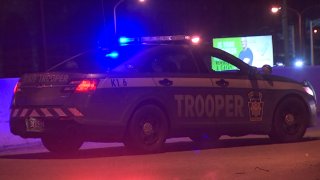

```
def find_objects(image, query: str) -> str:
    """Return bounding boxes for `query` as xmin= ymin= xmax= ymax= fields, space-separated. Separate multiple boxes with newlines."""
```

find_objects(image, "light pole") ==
xmin=271 ymin=5 xmax=320 ymax=64
xmin=113 ymin=0 xmax=145 ymax=35
xmin=113 ymin=0 xmax=125 ymax=35
xmin=310 ymin=19 xmax=320 ymax=66
xmin=271 ymin=6 xmax=302 ymax=58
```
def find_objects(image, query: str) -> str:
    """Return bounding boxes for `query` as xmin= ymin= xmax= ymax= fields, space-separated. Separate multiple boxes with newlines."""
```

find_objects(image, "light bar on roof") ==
xmin=118 ymin=35 xmax=201 ymax=45
xmin=141 ymin=35 xmax=190 ymax=42
xmin=119 ymin=37 xmax=135 ymax=44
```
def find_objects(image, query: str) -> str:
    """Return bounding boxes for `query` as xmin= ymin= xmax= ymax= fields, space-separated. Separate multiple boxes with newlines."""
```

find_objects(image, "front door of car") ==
xmin=196 ymin=49 xmax=257 ymax=127
xmin=210 ymin=71 xmax=253 ymax=125
xmin=138 ymin=46 xmax=217 ymax=129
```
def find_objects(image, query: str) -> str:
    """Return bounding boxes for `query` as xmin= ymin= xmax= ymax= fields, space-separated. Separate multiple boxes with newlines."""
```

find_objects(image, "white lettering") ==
xmin=174 ymin=94 xmax=244 ymax=119
xmin=215 ymin=95 xmax=224 ymax=117
xmin=234 ymin=95 xmax=244 ymax=117
xmin=205 ymin=95 xmax=215 ymax=117
xmin=185 ymin=95 xmax=195 ymax=118
xmin=174 ymin=95 xmax=184 ymax=117
xmin=225 ymin=95 xmax=234 ymax=117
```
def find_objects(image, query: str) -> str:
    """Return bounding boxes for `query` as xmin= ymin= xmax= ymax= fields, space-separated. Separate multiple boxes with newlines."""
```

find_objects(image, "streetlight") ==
xmin=271 ymin=5 xmax=320 ymax=66
xmin=309 ymin=19 xmax=320 ymax=66
xmin=113 ymin=0 xmax=145 ymax=35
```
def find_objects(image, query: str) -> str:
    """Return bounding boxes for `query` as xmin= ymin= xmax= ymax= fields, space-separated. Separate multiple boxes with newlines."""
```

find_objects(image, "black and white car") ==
xmin=10 ymin=35 xmax=317 ymax=153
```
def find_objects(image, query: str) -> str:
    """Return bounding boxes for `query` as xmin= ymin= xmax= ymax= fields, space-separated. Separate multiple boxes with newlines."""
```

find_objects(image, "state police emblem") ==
xmin=248 ymin=91 xmax=264 ymax=121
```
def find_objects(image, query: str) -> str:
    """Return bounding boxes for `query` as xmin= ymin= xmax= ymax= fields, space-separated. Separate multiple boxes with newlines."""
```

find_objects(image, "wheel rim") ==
xmin=138 ymin=117 xmax=161 ymax=145
xmin=280 ymin=106 xmax=303 ymax=135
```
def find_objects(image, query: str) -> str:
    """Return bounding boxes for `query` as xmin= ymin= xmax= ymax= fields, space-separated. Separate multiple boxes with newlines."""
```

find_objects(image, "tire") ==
xmin=125 ymin=104 xmax=169 ymax=153
xmin=41 ymin=129 xmax=83 ymax=153
xmin=269 ymin=97 xmax=308 ymax=143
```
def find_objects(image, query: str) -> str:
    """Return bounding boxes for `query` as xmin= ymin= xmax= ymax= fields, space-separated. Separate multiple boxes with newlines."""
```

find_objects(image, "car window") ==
xmin=198 ymin=48 xmax=243 ymax=74
xmin=50 ymin=46 xmax=147 ymax=73
xmin=211 ymin=57 xmax=240 ymax=72
xmin=113 ymin=46 xmax=198 ymax=74
xmin=50 ymin=51 xmax=110 ymax=73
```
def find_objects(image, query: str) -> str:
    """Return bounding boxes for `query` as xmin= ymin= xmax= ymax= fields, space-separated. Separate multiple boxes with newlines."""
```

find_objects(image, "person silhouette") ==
xmin=239 ymin=37 xmax=253 ymax=65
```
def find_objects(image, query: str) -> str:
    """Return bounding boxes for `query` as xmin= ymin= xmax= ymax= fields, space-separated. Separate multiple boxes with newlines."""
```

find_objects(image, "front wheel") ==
xmin=125 ymin=104 xmax=169 ymax=153
xmin=269 ymin=97 xmax=308 ymax=143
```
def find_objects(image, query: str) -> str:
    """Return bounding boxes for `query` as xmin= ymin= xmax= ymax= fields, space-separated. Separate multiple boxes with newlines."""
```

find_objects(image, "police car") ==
xmin=10 ymin=35 xmax=317 ymax=153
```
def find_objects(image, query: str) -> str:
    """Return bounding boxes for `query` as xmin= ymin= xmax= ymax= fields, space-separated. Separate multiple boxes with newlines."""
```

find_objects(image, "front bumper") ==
xmin=308 ymin=99 xmax=318 ymax=127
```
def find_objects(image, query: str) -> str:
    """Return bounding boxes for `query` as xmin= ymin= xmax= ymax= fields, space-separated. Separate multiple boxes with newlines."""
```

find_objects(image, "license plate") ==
xmin=25 ymin=117 xmax=44 ymax=132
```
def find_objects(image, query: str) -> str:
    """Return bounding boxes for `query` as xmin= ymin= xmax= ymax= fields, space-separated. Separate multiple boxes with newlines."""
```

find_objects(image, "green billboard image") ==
xmin=213 ymin=35 xmax=273 ymax=71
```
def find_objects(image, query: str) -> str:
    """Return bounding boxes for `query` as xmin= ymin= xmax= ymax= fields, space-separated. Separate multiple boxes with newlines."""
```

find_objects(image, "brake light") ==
xmin=75 ymin=80 xmax=98 ymax=93
xmin=14 ymin=82 xmax=21 ymax=94
xmin=191 ymin=36 xmax=200 ymax=44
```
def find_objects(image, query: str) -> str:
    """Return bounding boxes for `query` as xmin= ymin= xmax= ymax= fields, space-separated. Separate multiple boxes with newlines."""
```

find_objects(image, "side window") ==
xmin=145 ymin=49 xmax=198 ymax=74
xmin=200 ymin=53 xmax=240 ymax=73
xmin=112 ymin=46 xmax=198 ymax=74
xmin=211 ymin=57 xmax=239 ymax=72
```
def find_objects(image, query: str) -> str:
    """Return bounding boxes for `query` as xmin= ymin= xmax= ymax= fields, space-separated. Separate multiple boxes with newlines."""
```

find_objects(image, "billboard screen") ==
xmin=213 ymin=35 xmax=274 ymax=68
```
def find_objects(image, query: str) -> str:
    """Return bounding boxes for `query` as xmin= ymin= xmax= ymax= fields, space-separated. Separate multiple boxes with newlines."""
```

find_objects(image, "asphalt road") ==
xmin=1 ymin=129 xmax=320 ymax=180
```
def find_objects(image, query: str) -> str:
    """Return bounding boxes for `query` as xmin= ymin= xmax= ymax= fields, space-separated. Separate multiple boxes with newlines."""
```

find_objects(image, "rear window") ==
xmin=49 ymin=46 xmax=147 ymax=73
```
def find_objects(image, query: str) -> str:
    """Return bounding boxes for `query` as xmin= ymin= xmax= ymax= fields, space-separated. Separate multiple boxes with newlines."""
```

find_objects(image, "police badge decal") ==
xmin=248 ymin=91 xmax=264 ymax=121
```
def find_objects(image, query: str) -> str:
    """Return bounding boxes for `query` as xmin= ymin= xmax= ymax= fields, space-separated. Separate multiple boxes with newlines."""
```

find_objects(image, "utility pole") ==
xmin=40 ymin=0 xmax=48 ymax=71
xmin=282 ymin=0 xmax=289 ymax=65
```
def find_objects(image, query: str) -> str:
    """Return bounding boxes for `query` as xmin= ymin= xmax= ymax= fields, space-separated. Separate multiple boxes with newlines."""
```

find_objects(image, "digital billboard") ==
xmin=212 ymin=35 xmax=274 ymax=69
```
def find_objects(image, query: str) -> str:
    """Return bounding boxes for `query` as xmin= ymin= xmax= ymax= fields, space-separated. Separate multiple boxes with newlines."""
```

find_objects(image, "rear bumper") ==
xmin=10 ymin=118 xmax=125 ymax=142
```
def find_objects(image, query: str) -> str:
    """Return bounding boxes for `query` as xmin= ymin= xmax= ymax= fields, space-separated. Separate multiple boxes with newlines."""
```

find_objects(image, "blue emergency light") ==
xmin=119 ymin=37 xmax=135 ymax=45
xmin=105 ymin=51 xmax=119 ymax=59
xmin=118 ymin=35 xmax=201 ymax=45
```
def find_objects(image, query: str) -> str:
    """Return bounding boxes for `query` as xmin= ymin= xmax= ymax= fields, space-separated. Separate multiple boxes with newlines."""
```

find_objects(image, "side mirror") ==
xmin=261 ymin=64 xmax=272 ymax=75
xmin=249 ymin=66 xmax=258 ymax=75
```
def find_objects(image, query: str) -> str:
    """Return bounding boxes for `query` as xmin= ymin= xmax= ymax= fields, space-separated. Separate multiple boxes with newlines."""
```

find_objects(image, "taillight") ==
xmin=75 ymin=79 xmax=98 ymax=93
xmin=14 ymin=82 xmax=21 ymax=94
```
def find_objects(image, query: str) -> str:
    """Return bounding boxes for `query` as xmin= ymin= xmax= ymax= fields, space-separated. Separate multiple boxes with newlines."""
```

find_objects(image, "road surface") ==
xmin=0 ymin=128 xmax=320 ymax=180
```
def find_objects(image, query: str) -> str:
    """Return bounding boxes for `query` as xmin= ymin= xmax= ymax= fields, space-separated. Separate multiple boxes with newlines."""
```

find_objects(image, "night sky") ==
xmin=0 ymin=0 xmax=320 ymax=77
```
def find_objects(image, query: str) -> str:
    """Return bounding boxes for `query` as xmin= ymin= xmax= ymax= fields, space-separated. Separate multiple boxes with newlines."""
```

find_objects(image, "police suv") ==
xmin=10 ymin=35 xmax=317 ymax=153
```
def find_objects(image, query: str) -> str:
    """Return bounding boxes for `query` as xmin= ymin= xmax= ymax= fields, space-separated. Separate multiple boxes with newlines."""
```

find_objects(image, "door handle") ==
xmin=216 ymin=79 xmax=229 ymax=87
xmin=159 ymin=78 xmax=173 ymax=86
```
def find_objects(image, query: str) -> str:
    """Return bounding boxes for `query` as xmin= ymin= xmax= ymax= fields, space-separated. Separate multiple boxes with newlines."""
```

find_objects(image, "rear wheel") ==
xmin=269 ymin=97 xmax=308 ymax=142
xmin=41 ymin=128 xmax=83 ymax=153
xmin=125 ymin=104 xmax=168 ymax=153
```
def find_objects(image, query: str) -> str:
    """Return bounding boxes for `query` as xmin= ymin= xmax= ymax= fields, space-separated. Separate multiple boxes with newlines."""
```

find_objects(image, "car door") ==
xmin=131 ymin=45 xmax=217 ymax=133
xmin=194 ymin=47 xmax=259 ymax=130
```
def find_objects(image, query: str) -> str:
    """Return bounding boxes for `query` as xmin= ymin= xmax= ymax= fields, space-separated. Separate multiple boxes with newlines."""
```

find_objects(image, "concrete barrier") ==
xmin=0 ymin=66 xmax=319 ymax=150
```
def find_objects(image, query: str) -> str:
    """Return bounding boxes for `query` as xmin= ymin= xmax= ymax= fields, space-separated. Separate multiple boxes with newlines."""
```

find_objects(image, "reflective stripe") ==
xmin=213 ymin=79 xmax=252 ymax=88
xmin=98 ymin=77 xmax=305 ymax=93
xmin=30 ymin=110 xmax=40 ymax=117
xmin=68 ymin=108 xmax=84 ymax=117
xmin=40 ymin=108 xmax=53 ymax=117
xmin=154 ymin=78 xmax=212 ymax=87
xmin=12 ymin=109 xmax=20 ymax=117
xmin=20 ymin=109 xmax=29 ymax=117
xmin=53 ymin=108 xmax=67 ymax=117
xmin=11 ymin=107 xmax=84 ymax=118
xmin=98 ymin=78 xmax=155 ymax=88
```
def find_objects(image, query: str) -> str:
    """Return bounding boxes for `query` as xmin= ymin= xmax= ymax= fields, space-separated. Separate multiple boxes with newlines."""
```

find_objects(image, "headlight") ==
xmin=304 ymin=86 xmax=314 ymax=97
xmin=303 ymin=80 xmax=317 ymax=102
